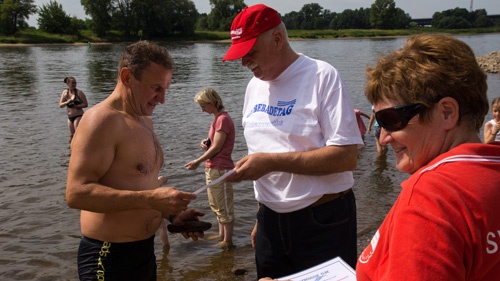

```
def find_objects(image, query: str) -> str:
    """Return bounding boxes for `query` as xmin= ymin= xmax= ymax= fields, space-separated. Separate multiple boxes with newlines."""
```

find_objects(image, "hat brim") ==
xmin=222 ymin=37 xmax=257 ymax=62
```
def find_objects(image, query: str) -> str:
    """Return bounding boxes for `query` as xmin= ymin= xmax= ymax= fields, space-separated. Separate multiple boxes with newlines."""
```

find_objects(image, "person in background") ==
xmin=59 ymin=76 xmax=88 ymax=141
xmin=157 ymin=175 xmax=170 ymax=249
xmin=65 ymin=41 xmax=204 ymax=281
xmin=367 ymin=105 xmax=388 ymax=155
xmin=185 ymin=87 xmax=236 ymax=250
xmin=222 ymin=4 xmax=363 ymax=279
xmin=483 ymin=97 xmax=500 ymax=143
xmin=356 ymin=34 xmax=500 ymax=280
xmin=355 ymin=108 xmax=370 ymax=141
xmin=157 ymin=217 xmax=170 ymax=248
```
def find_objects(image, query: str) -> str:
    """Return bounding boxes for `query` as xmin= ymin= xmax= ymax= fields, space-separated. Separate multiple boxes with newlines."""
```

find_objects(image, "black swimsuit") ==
xmin=66 ymin=89 xmax=83 ymax=123
xmin=77 ymin=236 xmax=156 ymax=281
xmin=68 ymin=115 xmax=83 ymax=123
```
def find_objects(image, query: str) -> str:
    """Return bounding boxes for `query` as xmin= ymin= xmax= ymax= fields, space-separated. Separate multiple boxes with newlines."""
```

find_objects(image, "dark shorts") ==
xmin=374 ymin=125 xmax=381 ymax=139
xmin=255 ymin=189 xmax=357 ymax=279
xmin=77 ymin=236 xmax=156 ymax=281
xmin=68 ymin=114 xmax=83 ymax=123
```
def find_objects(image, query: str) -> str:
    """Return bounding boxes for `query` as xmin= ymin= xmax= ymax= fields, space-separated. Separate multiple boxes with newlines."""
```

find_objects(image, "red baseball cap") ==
xmin=222 ymin=4 xmax=281 ymax=62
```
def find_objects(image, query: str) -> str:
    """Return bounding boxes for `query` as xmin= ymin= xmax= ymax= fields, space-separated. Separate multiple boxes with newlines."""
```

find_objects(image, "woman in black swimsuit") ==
xmin=59 ymin=77 xmax=88 ymax=141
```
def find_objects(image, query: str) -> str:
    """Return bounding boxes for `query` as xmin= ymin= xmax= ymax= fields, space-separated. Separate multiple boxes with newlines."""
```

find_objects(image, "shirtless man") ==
xmin=65 ymin=41 xmax=204 ymax=281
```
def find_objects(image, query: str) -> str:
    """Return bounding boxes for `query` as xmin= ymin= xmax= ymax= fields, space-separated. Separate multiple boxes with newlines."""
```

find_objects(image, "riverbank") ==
xmin=1 ymin=27 xmax=499 ymax=45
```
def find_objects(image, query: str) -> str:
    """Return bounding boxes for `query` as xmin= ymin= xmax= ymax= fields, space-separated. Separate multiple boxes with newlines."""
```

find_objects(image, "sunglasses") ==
xmin=375 ymin=103 xmax=424 ymax=132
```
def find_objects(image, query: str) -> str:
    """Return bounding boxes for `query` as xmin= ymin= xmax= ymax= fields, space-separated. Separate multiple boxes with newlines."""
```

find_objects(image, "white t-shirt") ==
xmin=242 ymin=54 xmax=364 ymax=213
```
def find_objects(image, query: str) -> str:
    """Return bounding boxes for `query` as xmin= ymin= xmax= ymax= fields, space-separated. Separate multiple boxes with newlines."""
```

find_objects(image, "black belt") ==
xmin=310 ymin=189 xmax=352 ymax=207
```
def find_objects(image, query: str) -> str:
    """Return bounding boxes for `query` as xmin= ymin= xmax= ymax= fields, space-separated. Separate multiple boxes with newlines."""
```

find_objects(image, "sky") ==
xmin=28 ymin=0 xmax=500 ymax=27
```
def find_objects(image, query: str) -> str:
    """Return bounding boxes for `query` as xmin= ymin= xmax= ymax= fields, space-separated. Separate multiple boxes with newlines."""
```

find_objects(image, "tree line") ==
xmin=0 ymin=0 xmax=498 ymax=38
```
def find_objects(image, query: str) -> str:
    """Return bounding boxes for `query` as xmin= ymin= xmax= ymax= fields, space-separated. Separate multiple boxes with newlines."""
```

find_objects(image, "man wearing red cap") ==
xmin=223 ymin=4 xmax=364 ymax=279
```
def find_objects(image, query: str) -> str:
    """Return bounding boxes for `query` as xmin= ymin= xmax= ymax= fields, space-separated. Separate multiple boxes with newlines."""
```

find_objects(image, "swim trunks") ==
xmin=77 ymin=236 xmax=156 ymax=281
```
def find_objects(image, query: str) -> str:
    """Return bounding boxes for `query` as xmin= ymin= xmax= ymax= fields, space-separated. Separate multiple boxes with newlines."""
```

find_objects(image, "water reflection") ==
xmin=0 ymin=47 xmax=37 ymax=96
xmin=374 ymin=153 xmax=388 ymax=173
xmin=158 ymin=246 xmax=175 ymax=281
xmin=84 ymin=44 xmax=122 ymax=98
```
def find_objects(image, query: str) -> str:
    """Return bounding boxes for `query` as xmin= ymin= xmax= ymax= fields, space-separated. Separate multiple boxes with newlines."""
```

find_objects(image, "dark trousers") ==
xmin=255 ymin=189 xmax=357 ymax=279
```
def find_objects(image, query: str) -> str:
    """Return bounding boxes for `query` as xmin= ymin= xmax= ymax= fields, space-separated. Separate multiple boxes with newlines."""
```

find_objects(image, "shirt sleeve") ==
xmin=214 ymin=113 xmax=234 ymax=135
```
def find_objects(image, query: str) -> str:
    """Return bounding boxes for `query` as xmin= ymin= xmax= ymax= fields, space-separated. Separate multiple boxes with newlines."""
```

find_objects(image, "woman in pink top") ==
xmin=185 ymin=88 xmax=236 ymax=249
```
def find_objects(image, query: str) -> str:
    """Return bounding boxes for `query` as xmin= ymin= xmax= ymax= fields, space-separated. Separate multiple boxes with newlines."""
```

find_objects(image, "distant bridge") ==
xmin=411 ymin=14 xmax=500 ymax=27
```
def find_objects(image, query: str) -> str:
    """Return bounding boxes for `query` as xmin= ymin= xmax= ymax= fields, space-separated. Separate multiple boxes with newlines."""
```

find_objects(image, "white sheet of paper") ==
xmin=193 ymin=168 xmax=235 ymax=195
xmin=277 ymin=256 xmax=356 ymax=281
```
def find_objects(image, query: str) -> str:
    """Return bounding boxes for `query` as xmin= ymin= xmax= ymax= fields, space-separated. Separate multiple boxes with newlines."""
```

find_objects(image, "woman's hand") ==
xmin=184 ymin=160 xmax=200 ymax=170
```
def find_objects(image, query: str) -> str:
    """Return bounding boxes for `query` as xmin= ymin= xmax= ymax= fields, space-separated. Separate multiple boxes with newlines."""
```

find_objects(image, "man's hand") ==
xmin=226 ymin=153 xmax=272 ymax=182
xmin=152 ymin=186 xmax=196 ymax=218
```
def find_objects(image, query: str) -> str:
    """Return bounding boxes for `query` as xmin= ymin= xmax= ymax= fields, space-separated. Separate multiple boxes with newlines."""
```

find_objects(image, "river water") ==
xmin=1 ymin=34 xmax=499 ymax=280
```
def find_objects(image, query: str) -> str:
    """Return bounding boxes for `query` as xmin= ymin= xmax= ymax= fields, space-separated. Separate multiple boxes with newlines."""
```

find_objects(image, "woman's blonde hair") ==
xmin=492 ymin=97 xmax=500 ymax=109
xmin=194 ymin=88 xmax=224 ymax=111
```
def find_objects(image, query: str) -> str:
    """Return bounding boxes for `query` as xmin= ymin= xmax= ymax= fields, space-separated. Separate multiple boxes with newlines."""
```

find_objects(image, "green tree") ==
xmin=111 ymin=0 xmax=134 ymax=37
xmin=299 ymin=3 xmax=324 ymax=29
xmin=432 ymin=7 xmax=480 ymax=29
xmin=282 ymin=3 xmax=334 ymax=30
xmin=37 ymin=0 xmax=72 ymax=34
xmin=196 ymin=13 xmax=208 ymax=30
xmin=207 ymin=0 xmax=246 ymax=31
xmin=370 ymin=0 xmax=409 ymax=29
xmin=0 ymin=0 xmax=36 ymax=35
xmin=471 ymin=9 xmax=493 ymax=28
xmin=130 ymin=0 xmax=161 ymax=37
xmin=370 ymin=0 xmax=395 ymax=29
xmin=432 ymin=7 xmax=468 ymax=28
xmin=282 ymin=11 xmax=302 ymax=30
xmin=81 ymin=0 xmax=113 ymax=37
xmin=332 ymin=8 xmax=370 ymax=29
xmin=392 ymin=7 xmax=411 ymax=29
xmin=316 ymin=9 xmax=334 ymax=29
xmin=71 ymin=16 xmax=87 ymax=31
xmin=356 ymin=8 xmax=371 ymax=29
xmin=168 ymin=0 xmax=198 ymax=35
xmin=129 ymin=0 xmax=197 ymax=38
xmin=435 ymin=16 xmax=472 ymax=29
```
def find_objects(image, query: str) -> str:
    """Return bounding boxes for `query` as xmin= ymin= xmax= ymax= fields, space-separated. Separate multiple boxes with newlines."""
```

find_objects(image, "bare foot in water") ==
xmin=215 ymin=240 xmax=235 ymax=250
